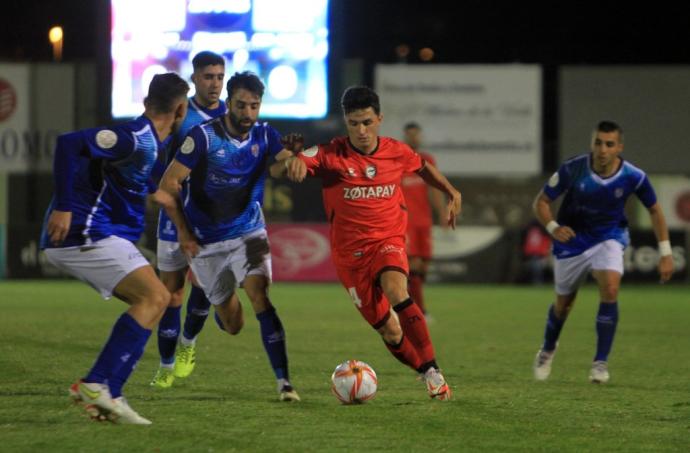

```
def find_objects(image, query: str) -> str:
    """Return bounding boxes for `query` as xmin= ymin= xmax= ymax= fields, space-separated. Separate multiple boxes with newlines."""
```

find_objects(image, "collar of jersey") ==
xmin=347 ymin=137 xmax=380 ymax=156
xmin=587 ymin=153 xmax=624 ymax=185
xmin=219 ymin=117 xmax=252 ymax=148
xmin=189 ymin=97 xmax=226 ymax=120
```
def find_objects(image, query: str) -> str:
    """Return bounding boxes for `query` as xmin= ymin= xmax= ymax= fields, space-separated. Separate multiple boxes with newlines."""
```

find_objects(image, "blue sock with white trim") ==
xmin=157 ymin=306 xmax=181 ymax=365
xmin=85 ymin=313 xmax=151 ymax=389
xmin=542 ymin=304 xmax=565 ymax=352
xmin=256 ymin=305 xmax=288 ymax=381
xmin=594 ymin=302 xmax=618 ymax=362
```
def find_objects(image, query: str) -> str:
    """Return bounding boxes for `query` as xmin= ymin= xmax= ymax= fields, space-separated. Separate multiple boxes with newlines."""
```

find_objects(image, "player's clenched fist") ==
xmin=280 ymin=133 xmax=304 ymax=153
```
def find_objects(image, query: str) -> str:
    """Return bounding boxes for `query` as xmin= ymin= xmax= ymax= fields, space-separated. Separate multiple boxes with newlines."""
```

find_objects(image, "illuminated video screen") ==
xmin=111 ymin=0 xmax=329 ymax=119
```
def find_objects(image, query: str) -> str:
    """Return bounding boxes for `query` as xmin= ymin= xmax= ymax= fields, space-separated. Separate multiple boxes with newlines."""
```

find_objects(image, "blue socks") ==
xmin=256 ymin=306 xmax=288 ymax=380
xmin=157 ymin=306 xmax=181 ymax=365
xmin=183 ymin=286 xmax=211 ymax=340
xmin=542 ymin=304 xmax=565 ymax=352
xmin=85 ymin=313 xmax=151 ymax=395
xmin=594 ymin=302 xmax=619 ymax=362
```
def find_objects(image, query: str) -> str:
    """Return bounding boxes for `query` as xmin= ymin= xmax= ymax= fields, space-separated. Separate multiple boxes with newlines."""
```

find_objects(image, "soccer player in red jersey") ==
xmin=400 ymin=122 xmax=446 ymax=318
xmin=271 ymin=86 xmax=461 ymax=400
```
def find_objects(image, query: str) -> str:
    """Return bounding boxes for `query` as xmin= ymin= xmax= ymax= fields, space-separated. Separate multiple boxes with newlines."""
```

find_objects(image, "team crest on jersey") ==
xmin=614 ymin=188 xmax=624 ymax=198
xmin=365 ymin=165 xmax=377 ymax=179
xmin=216 ymin=148 xmax=226 ymax=158
xmin=95 ymin=130 xmax=118 ymax=149
xmin=548 ymin=172 xmax=559 ymax=187
xmin=251 ymin=144 xmax=259 ymax=157
xmin=302 ymin=146 xmax=319 ymax=157
xmin=181 ymin=136 xmax=195 ymax=154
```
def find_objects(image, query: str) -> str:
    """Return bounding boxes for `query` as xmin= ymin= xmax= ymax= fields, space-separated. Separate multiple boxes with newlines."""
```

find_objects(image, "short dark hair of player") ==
xmin=596 ymin=120 xmax=624 ymax=142
xmin=404 ymin=122 xmax=421 ymax=131
xmin=144 ymin=73 xmax=190 ymax=113
xmin=341 ymin=86 xmax=381 ymax=115
xmin=192 ymin=51 xmax=225 ymax=71
xmin=226 ymin=71 xmax=265 ymax=99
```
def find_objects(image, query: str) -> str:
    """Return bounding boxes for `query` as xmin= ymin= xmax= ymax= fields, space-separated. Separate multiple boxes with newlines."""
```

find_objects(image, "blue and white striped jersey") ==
xmin=544 ymin=153 xmax=657 ymax=259
xmin=173 ymin=118 xmax=283 ymax=244
xmin=156 ymin=97 xmax=227 ymax=241
xmin=40 ymin=115 xmax=164 ymax=249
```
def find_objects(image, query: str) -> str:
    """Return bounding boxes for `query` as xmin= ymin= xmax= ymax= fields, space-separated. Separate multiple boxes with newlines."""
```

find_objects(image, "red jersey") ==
xmin=298 ymin=136 xmax=423 ymax=262
xmin=401 ymin=151 xmax=435 ymax=228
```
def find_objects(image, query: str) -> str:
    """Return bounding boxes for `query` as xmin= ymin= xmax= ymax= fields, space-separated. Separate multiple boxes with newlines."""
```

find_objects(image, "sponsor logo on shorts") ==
xmin=128 ymin=252 xmax=143 ymax=260
xmin=343 ymin=184 xmax=396 ymax=200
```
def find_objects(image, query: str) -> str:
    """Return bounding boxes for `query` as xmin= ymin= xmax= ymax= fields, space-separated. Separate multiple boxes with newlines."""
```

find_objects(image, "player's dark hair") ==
xmin=596 ymin=120 xmax=624 ymax=141
xmin=192 ymin=51 xmax=225 ymax=71
xmin=404 ymin=122 xmax=421 ymax=131
xmin=341 ymin=86 xmax=381 ymax=115
xmin=226 ymin=71 xmax=264 ymax=99
xmin=144 ymin=73 xmax=190 ymax=113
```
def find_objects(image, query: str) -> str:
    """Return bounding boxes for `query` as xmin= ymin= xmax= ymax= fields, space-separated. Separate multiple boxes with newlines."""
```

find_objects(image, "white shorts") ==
xmin=44 ymin=236 xmax=150 ymax=299
xmin=554 ymin=239 xmax=624 ymax=295
xmin=157 ymin=239 xmax=188 ymax=272
xmin=189 ymin=229 xmax=272 ymax=306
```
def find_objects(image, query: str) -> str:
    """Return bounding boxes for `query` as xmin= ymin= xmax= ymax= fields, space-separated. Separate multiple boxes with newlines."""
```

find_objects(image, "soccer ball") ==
xmin=331 ymin=360 xmax=378 ymax=404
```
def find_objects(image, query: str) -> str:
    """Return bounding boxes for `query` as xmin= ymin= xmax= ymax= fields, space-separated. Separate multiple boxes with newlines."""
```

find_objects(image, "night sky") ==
xmin=2 ymin=0 xmax=690 ymax=64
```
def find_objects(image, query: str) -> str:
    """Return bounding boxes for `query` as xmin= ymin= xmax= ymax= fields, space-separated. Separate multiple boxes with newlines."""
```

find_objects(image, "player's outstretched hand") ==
xmin=47 ymin=210 xmax=72 ymax=245
xmin=285 ymin=156 xmax=307 ymax=183
xmin=446 ymin=190 xmax=462 ymax=229
xmin=281 ymin=133 xmax=304 ymax=153
xmin=658 ymin=254 xmax=674 ymax=283
xmin=552 ymin=225 xmax=576 ymax=243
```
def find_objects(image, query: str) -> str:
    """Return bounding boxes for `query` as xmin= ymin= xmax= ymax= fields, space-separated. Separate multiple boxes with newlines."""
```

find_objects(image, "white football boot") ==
xmin=533 ymin=348 xmax=556 ymax=381
xmin=589 ymin=361 xmax=610 ymax=384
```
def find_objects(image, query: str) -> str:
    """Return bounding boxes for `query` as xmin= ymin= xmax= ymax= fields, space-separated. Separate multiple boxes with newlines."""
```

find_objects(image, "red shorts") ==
xmin=406 ymin=225 xmax=432 ymax=259
xmin=334 ymin=239 xmax=409 ymax=329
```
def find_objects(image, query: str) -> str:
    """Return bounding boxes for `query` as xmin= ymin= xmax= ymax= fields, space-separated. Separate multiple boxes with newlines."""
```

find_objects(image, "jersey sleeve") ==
xmin=173 ymin=126 xmax=207 ymax=170
xmin=297 ymin=144 xmax=324 ymax=177
xmin=81 ymin=127 xmax=136 ymax=161
xmin=634 ymin=174 xmax=657 ymax=208
xmin=400 ymin=143 xmax=423 ymax=173
xmin=265 ymin=125 xmax=284 ymax=158
xmin=542 ymin=164 xmax=571 ymax=200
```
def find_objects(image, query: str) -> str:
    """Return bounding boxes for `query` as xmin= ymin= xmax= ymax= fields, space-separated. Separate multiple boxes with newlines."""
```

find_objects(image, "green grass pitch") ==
xmin=0 ymin=281 xmax=688 ymax=452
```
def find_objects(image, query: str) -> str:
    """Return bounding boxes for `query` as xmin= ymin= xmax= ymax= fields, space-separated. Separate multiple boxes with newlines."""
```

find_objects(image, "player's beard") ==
xmin=228 ymin=111 xmax=254 ymax=135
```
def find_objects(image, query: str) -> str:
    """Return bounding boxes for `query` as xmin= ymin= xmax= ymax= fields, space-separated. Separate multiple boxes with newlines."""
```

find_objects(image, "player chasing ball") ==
xmin=271 ymin=86 xmax=461 ymax=400
xmin=532 ymin=120 xmax=674 ymax=383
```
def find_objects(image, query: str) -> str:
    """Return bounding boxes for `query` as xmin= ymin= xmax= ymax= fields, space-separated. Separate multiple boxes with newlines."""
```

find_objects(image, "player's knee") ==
xmin=168 ymin=288 xmax=184 ymax=308
xmin=600 ymin=285 xmax=619 ymax=301
xmin=147 ymin=288 xmax=171 ymax=313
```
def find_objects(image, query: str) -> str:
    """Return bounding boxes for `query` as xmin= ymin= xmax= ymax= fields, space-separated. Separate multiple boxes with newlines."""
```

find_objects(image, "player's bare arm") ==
xmin=647 ymin=202 xmax=674 ymax=282
xmin=533 ymin=190 xmax=576 ymax=243
xmin=47 ymin=210 xmax=72 ymax=245
xmin=417 ymin=162 xmax=461 ymax=229
xmin=158 ymin=159 xmax=200 ymax=257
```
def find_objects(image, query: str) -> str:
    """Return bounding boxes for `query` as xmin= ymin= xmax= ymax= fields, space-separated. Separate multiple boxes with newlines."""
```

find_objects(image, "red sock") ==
xmin=408 ymin=273 xmax=426 ymax=313
xmin=384 ymin=335 xmax=423 ymax=370
xmin=395 ymin=298 xmax=435 ymax=363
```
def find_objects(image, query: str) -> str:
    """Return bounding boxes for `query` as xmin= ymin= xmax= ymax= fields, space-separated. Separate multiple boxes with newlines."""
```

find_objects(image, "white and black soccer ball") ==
xmin=331 ymin=360 xmax=378 ymax=404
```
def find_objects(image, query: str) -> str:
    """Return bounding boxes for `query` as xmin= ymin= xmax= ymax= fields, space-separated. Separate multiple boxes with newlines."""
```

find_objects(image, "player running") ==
xmin=272 ymin=86 xmax=461 ymax=400
xmin=532 ymin=120 xmax=674 ymax=383
xmin=41 ymin=73 xmax=189 ymax=424
xmin=150 ymin=51 xmax=232 ymax=389
xmin=157 ymin=71 xmax=301 ymax=401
